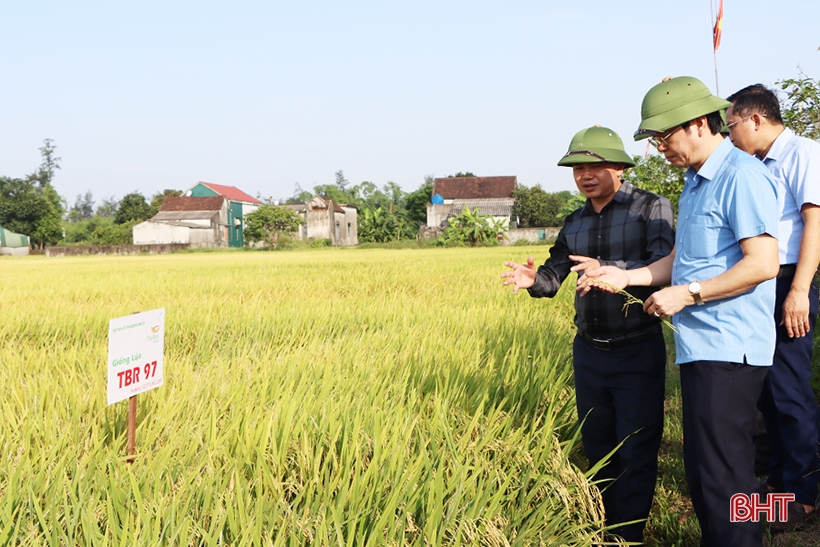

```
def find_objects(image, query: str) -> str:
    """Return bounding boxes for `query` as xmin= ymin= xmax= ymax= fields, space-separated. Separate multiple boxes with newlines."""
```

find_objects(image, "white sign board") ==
xmin=108 ymin=308 xmax=165 ymax=405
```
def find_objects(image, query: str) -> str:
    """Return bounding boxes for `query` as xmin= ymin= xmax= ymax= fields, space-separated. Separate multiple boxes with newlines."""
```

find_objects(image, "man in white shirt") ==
xmin=727 ymin=83 xmax=820 ymax=531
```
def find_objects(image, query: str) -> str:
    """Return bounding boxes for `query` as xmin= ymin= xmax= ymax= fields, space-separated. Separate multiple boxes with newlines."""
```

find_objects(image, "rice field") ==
xmin=0 ymin=247 xmax=612 ymax=546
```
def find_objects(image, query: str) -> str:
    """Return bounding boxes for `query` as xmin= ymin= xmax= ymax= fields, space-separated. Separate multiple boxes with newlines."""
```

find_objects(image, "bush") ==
xmin=244 ymin=205 xmax=303 ymax=249
xmin=435 ymin=207 xmax=507 ymax=247
xmin=62 ymin=217 xmax=115 ymax=244
xmin=91 ymin=221 xmax=134 ymax=245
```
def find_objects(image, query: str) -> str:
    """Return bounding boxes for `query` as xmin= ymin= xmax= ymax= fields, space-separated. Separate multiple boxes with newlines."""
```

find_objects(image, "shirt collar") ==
xmin=762 ymin=127 xmax=793 ymax=162
xmin=685 ymin=137 xmax=733 ymax=187
xmin=612 ymin=179 xmax=634 ymax=204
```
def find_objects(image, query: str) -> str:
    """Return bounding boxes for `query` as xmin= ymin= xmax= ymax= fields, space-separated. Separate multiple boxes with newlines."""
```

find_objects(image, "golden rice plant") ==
xmin=0 ymin=248 xmax=617 ymax=546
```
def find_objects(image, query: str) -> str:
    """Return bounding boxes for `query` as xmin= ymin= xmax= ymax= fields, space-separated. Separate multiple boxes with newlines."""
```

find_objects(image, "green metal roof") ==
xmin=0 ymin=225 xmax=30 ymax=248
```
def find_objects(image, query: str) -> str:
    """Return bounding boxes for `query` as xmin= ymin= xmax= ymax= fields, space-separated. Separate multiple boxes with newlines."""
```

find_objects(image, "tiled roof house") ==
xmin=427 ymin=176 xmax=517 ymax=227
xmin=133 ymin=196 xmax=229 ymax=247
xmin=184 ymin=182 xmax=262 ymax=247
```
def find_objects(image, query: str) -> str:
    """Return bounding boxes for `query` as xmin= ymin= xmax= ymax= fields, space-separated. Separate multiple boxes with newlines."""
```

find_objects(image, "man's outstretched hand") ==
xmin=501 ymin=256 xmax=537 ymax=295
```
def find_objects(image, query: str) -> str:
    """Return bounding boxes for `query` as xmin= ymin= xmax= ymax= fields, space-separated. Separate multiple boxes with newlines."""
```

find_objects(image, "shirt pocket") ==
xmin=685 ymin=215 xmax=725 ymax=259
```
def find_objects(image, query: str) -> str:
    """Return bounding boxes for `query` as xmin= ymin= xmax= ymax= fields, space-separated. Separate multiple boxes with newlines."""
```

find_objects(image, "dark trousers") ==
xmin=573 ymin=330 xmax=666 ymax=544
xmin=680 ymin=360 xmax=768 ymax=547
xmin=757 ymin=275 xmax=820 ymax=505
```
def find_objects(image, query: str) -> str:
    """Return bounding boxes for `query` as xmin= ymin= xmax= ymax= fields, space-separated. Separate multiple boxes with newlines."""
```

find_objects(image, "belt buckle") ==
xmin=592 ymin=337 xmax=612 ymax=351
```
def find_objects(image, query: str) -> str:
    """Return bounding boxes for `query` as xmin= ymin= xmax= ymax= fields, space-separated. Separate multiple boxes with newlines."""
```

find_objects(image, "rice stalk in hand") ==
xmin=584 ymin=279 xmax=678 ymax=333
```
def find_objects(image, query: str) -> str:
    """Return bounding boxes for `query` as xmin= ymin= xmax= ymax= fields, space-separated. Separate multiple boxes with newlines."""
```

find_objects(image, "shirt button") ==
xmin=596 ymin=256 xmax=600 ymax=259
xmin=597 ymin=235 xmax=601 ymax=239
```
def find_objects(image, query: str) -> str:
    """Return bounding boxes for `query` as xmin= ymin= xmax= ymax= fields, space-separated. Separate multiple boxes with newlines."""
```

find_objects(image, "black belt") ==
xmin=777 ymin=264 xmax=796 ymax=279
xmin=578 ymin=326 xmax=661 ymax=351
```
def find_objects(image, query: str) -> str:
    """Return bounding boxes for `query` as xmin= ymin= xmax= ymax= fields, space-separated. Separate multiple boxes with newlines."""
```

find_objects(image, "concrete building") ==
xmin=427 ymin=176 xmax=516 ymax=228
xmin=285 ymin=195 xmax=358 ymax=246
xmin=183 ymin=182 xmax=262 ymax=247
xmin=133 ymin=196 xmax=229 ymax=247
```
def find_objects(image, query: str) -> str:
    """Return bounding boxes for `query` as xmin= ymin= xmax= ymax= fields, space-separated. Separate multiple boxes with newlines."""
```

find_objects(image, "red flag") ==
xmin=713 ymin=0 xmax=724 ymax=53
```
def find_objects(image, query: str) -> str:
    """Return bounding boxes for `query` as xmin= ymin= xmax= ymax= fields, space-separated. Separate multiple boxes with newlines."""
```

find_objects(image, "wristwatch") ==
xmin=688 ymin=281 xmax=704 ymax=306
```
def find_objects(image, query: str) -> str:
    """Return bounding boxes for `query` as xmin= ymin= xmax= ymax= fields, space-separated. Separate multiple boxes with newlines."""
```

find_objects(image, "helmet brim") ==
xmin=634 ymin=96 xmax=731 ymax=140
xmin=557 ymin=148 xmax=636 ymax=168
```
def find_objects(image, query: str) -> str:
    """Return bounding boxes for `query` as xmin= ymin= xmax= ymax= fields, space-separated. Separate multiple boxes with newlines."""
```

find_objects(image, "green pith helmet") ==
xmin=634 ymin=76 xmax=731 ymax=141
xmin=557 ymin=125 xmax=636 ymax=167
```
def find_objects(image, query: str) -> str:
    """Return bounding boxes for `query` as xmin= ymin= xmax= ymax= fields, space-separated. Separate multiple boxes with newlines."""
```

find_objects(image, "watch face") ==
xmin=689 ymin=281 xmax=701 ymax=293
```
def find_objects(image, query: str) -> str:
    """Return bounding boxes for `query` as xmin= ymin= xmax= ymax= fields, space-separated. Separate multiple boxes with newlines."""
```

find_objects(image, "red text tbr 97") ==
xmin=117 ymin=361 xmax=159 ymax=389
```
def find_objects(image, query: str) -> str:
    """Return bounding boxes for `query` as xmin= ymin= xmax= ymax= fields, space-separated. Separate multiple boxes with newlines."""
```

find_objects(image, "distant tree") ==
xmin=244 ymin=205 xmax=303 ymax=249
xmin=556 ymin=193 xmax=587 ymax=222
xmin=115 ymin=192 xmax=151 ymax=224
xmin=67 ymin=190 xmax=95 ymax=222
xmin=32 ymin=138 xmax=61 ymax=188
xmin=448 ymin=172 xmax=475 ymax=178
xmin=383 ymin=181 xmax=406 ymax=206
xmin=777 ymin=73 xmax=820 ymax=140
xmin=0 ymin=140 xmax=65 ymax=248
xmin=96 ymin=196 xmax=120 ymax=217
xmin=314 ymin=183 xmax=352 ymax=205
xmin=0 ymin=178 xmax=39 ymax=236
xmin=335 ymin=170 xmax=349 ymax=192
xmin=31 ymin=190 xmax=64 ymax=246
xmin=148 ymin=189 xmax=182 ymax=217
xmin=349 ymin=180 xmax=379 ymax=205
xmin=552 ymin=190 xmax=574 ymax=216
xmin=511 ymin=184 xmax=569 ymax=227
xmin=0 ymin=177 xmax=63 ymax=248
xmin=284 ymin=183 xmax=313 ymax=204
xmin=622 ymin=154 xmax=685 ymax=216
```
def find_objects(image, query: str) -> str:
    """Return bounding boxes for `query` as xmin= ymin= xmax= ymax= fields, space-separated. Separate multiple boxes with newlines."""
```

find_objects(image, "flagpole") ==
xmin=710 ymin=0 xmax=718 ymax=95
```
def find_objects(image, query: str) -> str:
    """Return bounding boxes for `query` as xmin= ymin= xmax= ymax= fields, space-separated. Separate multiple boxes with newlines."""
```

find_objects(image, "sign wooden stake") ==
xmin=127 ymin=395 xmax=137 ymax=463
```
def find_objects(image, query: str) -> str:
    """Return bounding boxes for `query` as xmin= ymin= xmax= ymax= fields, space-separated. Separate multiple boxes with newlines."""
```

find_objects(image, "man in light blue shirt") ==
xmin=727 ymin=83 xmax=820 ymax=531
xmin=667 ymin=136 xmax=778 ymax=365
xmin=577 ymin=76 xmax=779 ymax=547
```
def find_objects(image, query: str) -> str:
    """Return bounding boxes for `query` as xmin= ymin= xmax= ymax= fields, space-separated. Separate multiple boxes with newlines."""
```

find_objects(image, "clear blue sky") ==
xmin=2 ymin=0 xmax=818 ymax=208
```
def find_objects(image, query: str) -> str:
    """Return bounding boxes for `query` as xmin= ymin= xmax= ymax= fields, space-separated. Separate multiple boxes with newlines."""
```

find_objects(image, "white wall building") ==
xmin=133 ymin=196 xmax=229 ymax=247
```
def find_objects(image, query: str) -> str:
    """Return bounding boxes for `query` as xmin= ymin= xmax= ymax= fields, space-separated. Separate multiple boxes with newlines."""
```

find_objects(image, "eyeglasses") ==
xmin=726 ymin=114 xmax=765 ymax=132
xmin=648 ymin=126 xmax=683 ymax=149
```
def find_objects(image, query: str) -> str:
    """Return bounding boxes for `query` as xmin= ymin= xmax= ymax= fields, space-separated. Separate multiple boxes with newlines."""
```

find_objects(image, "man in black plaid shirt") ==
xmin=502 ymin=125 xmax=674 ymax=544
